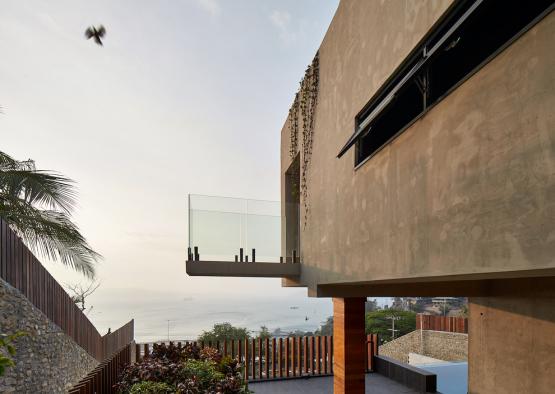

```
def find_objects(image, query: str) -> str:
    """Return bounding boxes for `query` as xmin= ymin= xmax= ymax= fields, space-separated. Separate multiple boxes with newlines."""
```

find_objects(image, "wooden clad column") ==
xmin=333 ymin=297 xmax=365 ymax=394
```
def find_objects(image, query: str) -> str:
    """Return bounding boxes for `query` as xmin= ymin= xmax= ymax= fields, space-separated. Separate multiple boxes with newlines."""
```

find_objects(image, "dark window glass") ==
xmin=352 ymin=0 xmax=554 ymax=167
xmin=428 ymin=0 xmax=554 ymax=105
xmin=357 ymin=82 xmax=423 ymax=163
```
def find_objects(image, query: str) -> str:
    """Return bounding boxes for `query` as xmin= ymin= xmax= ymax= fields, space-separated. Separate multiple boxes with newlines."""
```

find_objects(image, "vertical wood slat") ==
xmin=244 ymin=339 xmax=249 ymax=381
xmin=272 ymin=338 xmax=277 ymax=378
xmin=416 ymin=313 xmax=468 ymax=333
xmin=285 ymin=337 xmax=290 ymax=377
xmin=323 ymin=336 xmax=328 ymax=374
xmin=297 ymin=337 xmax=302 ymax=376
xmin=278 ymin=338 xmax=283 ymax=378
xmin=292 ymin=337 xmax=297 ymax=377
xmin=303 ymin=336 xmax=309 ymax=375
xmin=316 ymin=336 xmax=322 ymax=375
xmin=69 ymin=343 xmax=132 ymax=393
xmin=309 ymin=336 xmax=315 ymax=375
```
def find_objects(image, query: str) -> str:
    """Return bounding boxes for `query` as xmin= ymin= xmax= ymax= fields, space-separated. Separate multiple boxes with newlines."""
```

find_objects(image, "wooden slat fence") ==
xmin=68 ymin=343 xmax=132 ymax=394
xmin=137 ymin=333 xmax=379 ymax=382
xmin=416 ymin=314 xmax=468 ymax=333
xmin=0 ymin=217 xmax=134 ymax=360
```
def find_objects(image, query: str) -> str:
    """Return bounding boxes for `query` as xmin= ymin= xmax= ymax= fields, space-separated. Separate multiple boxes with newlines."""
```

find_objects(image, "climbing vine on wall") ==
xmin=288 ymin=52 xmax=319 ymax=226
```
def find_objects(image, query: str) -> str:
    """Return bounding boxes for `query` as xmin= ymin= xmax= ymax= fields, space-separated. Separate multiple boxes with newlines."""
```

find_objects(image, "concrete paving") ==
xmin=248 ymin=374 xmax=421 ymax=394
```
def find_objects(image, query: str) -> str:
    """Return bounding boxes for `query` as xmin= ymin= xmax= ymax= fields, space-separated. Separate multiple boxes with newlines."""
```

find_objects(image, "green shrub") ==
xmin=365 ymin=310 xmax=416 ymax=342
xmin=129 ymin=381 xmax=175 ymax=394
xmin=116 ymin=345 xmax=250 ymax=394
xmin=181 ymin=359 xmax=224 ymax=390
xmin=0 ymin=332 xmax=26 ymax=376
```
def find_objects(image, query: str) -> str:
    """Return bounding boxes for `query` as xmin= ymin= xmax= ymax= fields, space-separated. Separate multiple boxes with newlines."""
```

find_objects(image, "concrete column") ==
xmin=468 ymin=277 xmax=555 ymax=394
xmin=333 ymin=297 xmax=366 ymax=394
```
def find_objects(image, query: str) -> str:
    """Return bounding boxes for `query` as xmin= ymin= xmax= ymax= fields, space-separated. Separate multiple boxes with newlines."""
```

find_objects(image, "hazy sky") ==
xmin=0 ymin=0 xmax=340 ymax=337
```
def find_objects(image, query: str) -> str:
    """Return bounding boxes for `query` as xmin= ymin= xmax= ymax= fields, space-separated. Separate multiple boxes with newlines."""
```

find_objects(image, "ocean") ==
xmin=86 ymin=287 xmax=333 ymax=343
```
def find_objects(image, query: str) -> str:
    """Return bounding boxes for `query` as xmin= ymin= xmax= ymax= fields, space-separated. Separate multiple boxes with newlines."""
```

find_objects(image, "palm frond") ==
xmin=0 ymin=169 xmax=76 ymax=213
xmin=1 ymin=202 xmax=99 ymax=278
xmin=0 ymin=150 xmax=100 ymax=278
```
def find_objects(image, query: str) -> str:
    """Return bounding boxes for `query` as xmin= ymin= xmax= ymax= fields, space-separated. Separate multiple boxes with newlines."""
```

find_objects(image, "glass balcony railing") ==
xmin=187 ymin=194 xmax=300 ymax=263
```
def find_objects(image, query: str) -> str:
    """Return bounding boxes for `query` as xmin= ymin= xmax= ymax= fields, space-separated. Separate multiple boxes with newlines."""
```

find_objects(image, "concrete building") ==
xmin=188 ymin=1 xmax=555 ymax=392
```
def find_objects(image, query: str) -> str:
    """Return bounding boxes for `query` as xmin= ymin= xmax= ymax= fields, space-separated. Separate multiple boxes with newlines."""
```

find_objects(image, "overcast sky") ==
xmin=0 ymin=0 xmax=339 ymax=334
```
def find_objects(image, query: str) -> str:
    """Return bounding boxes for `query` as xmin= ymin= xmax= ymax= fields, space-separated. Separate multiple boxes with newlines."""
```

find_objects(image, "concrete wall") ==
xmin=0 ymin=279 xmax=98 ymax=393
xmin=378 ymin=329 xmax=467 ymax=364
xmin=468 ymin=277 xmax=555 ymax=394
xmin=281 ymin=1 xmax=555 ymax=293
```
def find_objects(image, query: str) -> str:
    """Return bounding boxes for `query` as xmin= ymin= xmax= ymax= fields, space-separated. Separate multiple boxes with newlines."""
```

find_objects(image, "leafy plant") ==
xmin=199 ymin=346 xmax=221 ymax=364
xmin=287 ymin=53 xmax=319 ymax=224
xmin=219 ymin=356 xmax=240 ymax=376
xmin=116 ymin=345 xmax=250 ymax=394
xmin=198 ymin=323 xmax=250 ymax=343
xmin=365 ymin=310 xmax=416 ymax=342
xmin=129 ymin=381 xmax=175 ymax=394
xmin=0 ymin=332 xmax=26 ymax=376
xmin=181 ymin=359 xmax=224 ymax=391
xmin=115 ymin=358 xmax=184 ymax=391
xmin=149 ymin=342 xmax=200 ymax=363
xmin=0 ymin=151 xmax=100 ymax=278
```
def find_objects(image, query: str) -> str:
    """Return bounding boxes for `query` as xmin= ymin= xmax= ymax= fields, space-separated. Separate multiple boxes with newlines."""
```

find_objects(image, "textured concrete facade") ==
xmin=468 ymin=277 xmax=555 ymax=394
xmin=379 ymin=330 xmax=467 ymax=364
xmin=0 ymin=279 xmax=98 ymax=393
xmin=281 ymin=1 xmax=555 ymax=294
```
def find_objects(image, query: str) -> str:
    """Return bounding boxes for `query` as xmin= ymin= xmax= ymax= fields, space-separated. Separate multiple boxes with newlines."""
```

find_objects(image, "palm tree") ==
xmin=0 ymin=151 xmax=100 ymax=277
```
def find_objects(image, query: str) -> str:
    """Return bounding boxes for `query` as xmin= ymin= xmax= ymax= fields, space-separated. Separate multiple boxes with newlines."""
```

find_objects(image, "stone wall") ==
xmin=379 ymin=330 xmax=467 ymax=364
xmin=0 ymin=278 xmax=98 ymax=393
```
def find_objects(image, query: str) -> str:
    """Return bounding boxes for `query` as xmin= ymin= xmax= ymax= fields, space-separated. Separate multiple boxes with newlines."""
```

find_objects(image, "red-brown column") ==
xmin=333 ymin=297 xmax=366 ymax=394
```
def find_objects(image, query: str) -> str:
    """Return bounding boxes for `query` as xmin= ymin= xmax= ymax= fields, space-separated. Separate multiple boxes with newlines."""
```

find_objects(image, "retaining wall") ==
xmin=379 ymin=329 xmax=468 ymax=364
xmin=0 ymin=278 xmax=98 ymax=393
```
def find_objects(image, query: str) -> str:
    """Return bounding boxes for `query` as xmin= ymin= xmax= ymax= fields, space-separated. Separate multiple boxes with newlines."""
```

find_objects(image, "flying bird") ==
xmin=85 ymin=25 xmax=106 ymax=46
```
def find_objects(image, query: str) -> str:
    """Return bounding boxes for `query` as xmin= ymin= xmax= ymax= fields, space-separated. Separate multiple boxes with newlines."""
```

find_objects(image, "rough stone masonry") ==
xmin=379 ymin=329 xmax=468 ymax=364
xmin=0 ymin=278 xmax=98 ymax=393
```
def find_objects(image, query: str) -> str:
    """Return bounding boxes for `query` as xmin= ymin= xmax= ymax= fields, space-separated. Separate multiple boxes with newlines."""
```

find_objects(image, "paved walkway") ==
xmin=248 ymin=374 xmax=420 ymax=394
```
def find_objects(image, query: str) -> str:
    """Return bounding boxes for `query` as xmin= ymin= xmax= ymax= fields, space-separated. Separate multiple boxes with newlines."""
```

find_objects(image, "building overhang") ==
xmin=186 ymin=260 xmax=300 ymax=278
xmin=314 ymin=267 xmax=555 ymax=297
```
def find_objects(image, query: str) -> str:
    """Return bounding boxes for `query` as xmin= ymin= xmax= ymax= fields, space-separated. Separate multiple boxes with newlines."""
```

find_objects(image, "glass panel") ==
xmin=188 ymin=194 xmax=297 ymax=262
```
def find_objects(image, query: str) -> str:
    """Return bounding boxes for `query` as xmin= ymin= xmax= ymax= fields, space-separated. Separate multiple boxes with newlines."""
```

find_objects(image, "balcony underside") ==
xmin=186 ymin=260 xmax=300 ymax=278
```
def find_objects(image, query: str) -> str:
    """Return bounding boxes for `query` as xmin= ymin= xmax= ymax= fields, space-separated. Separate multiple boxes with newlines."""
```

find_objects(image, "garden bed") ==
xmin=115 ymin=342 xmax=251 ymax=394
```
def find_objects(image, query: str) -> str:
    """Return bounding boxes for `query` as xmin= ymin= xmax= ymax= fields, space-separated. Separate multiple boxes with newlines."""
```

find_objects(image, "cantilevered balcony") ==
xmin=185 ymin=194 xmax=300 ymax=278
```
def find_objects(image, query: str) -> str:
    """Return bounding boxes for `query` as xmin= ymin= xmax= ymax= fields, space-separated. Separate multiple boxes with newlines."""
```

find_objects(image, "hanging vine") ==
xmin=288 ymin=52 xmax=319 ymax=226
xmin=288 ymin=92 xmax=299 ymax=158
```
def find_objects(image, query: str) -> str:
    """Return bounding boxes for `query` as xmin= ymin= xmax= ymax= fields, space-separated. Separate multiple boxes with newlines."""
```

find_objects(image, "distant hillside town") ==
xmin=375 ymin=297 xmax=467 ymax=317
